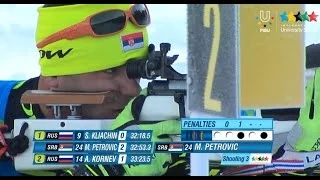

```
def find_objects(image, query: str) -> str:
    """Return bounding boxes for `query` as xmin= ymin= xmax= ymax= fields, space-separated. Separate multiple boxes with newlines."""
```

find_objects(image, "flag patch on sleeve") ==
xmin=121 ymin=32 xmax=144 ymax=52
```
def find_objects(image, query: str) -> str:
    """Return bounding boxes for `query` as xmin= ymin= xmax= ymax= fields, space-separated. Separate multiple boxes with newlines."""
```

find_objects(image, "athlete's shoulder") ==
xmin=4 ymin=77 xmax=41 ymax=130
xmin=163 ymin=153 xmax=189 ymax=176
xmin=10 ymin=77 xmax=40 ymax=93
xmin=164 ymin=161 xmax=189 ymax=176
xmin=0 ymin=80 xmax=25 ymax=121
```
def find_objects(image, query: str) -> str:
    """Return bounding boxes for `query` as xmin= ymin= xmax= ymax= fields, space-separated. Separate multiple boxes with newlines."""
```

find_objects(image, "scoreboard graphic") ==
xmin=31 ymin=118 xmax=273 ymax=166
xmin=181 ymin=130 xmax=272 ymax=141
xmin=33 ymin=130 xmax=152 ymax=141
xmin=32 ymin=130 xmax=153 ymax=165
xmin=155 ymin=118 xmax=274 ymax=165
xmin=33 ymin=154 xmax=152 ymax=165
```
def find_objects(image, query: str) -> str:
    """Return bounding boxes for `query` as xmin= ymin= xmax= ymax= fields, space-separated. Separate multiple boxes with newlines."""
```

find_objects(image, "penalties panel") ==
xmin=155 ymin=118 xmax=274 ymax=165
xmin=32 ymin=130 xmax=153 ymax=165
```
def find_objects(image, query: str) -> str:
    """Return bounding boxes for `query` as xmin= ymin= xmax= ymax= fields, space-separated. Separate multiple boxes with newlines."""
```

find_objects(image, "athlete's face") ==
xmin=41 ymin=65 xmax=141 ymax=119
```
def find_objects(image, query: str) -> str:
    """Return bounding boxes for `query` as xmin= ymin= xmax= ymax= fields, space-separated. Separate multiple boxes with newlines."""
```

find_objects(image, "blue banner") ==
xmin=33 ymin=154 xmax=152 ymax=165
xmin=33 ymin=130 xmax=152 ymax=141
xmin=34 ymin=142 xmax=153 ymax=154
xmin=155 ymin=142 xmax=272 ymax=153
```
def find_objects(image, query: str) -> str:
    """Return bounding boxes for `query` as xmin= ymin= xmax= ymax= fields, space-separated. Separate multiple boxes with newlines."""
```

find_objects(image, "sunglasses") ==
xmin=37 ymin=4 xmax=151 ymax=48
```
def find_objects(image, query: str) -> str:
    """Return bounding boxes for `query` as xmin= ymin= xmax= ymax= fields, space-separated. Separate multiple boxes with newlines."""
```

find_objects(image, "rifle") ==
xmin=8 ymin=43 xmax=187 ymax=171
xmin=126 ymin=43 xmax=188 ymax=121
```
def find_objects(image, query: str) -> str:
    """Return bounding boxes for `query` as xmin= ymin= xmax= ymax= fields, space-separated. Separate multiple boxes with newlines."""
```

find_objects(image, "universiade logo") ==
xmin=256 ymin=11 xmax=274 ymax=33
xmin=279 ymin=11 xmax=318 ymax=33
xmin=280 ymin=11 xmax=318 ymax=22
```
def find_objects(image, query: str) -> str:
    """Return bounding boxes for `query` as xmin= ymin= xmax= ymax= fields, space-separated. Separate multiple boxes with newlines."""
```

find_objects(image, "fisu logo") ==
xmin=256 ymin=10 xmax=273 ymax=33
xmin=259 ymin=11 xmax=271 ymax=23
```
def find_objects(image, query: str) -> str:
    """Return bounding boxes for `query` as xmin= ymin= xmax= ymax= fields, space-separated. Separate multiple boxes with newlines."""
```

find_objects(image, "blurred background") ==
xmin=0 ymin=4 xmax=318 ymax=87
xmin=0 ymin=4 xmax=187 ymax=88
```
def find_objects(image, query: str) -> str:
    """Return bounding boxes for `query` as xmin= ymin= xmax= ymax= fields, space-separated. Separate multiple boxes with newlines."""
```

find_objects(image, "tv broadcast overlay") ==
xmin=32 ymin=130 xmax=153 ymax=165
xmin=34 ymin=130 xmax=152 ymax=141
xmin=220 ymin=153 xmax=272 ymax=165
xmin=155 ymin=118 xmax=274 ymax=166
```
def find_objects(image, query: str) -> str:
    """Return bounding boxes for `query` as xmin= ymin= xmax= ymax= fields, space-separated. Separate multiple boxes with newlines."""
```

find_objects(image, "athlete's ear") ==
xmin=42 ymin=76 xmax=58 ymax=90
